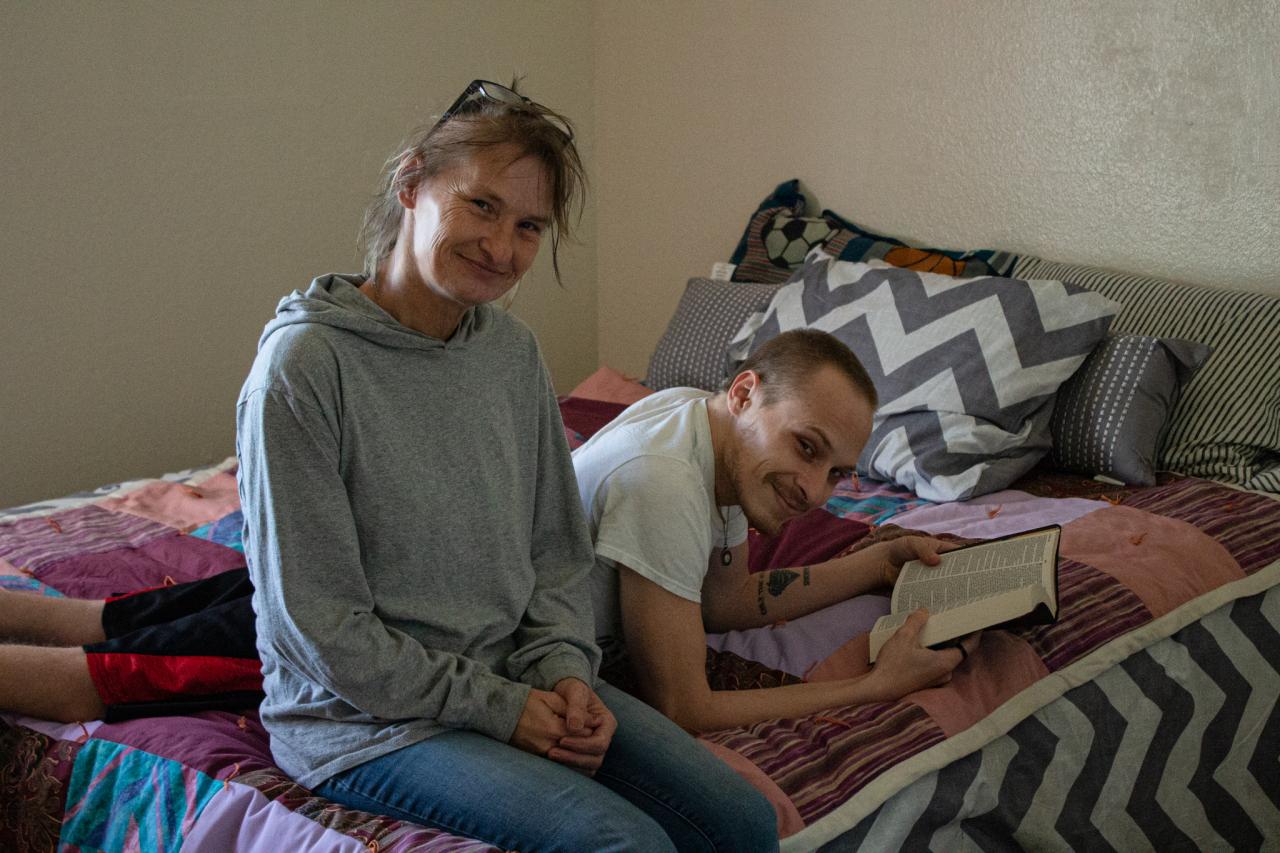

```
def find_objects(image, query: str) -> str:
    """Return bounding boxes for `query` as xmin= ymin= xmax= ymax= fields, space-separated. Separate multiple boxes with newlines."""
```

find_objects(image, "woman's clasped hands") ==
xmin=510 ymin=677 xmax=618 ymax=776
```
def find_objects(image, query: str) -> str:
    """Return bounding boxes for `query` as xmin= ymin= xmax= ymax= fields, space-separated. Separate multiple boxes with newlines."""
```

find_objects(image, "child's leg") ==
xmin=0 ymin=588 xmax=106 ymax=646
xmin=0 ymin=644 xmax=105 ymax=722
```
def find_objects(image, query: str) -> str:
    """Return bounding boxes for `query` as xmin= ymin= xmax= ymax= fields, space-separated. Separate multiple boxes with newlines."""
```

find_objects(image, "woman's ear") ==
xmin=395 ymin=156 xmax=423 ymax=210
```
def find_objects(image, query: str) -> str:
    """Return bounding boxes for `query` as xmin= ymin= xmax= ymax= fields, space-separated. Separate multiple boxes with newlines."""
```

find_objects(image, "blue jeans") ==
xmin=314 ymin=682 xmax=778 ymax=853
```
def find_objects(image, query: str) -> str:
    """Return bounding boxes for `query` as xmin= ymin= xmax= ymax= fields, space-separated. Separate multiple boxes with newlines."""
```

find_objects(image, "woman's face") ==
xmin=398 ymin=143 xmax=552 ymax=315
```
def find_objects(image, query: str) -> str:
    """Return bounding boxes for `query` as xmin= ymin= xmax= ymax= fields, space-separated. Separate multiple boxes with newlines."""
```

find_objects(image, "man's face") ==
xmin=726 ymin=365 xmax=874 ymax=536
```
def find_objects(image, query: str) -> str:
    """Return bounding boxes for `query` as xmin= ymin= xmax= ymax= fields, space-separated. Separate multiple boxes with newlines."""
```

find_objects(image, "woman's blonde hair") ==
xmin=357 ymin=82 xmax=584 ymax=284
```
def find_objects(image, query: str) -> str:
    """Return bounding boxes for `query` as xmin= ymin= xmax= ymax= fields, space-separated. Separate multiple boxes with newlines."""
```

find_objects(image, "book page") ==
xmin=890 ymin=532 xmax=1050 ymax=616
xmin=868 ymin=527 xmax=1059 ymax=662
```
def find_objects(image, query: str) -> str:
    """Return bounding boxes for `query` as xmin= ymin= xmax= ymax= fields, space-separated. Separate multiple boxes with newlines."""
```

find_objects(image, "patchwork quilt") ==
xmin=2 ymin=401 xmax=1278 ymax=851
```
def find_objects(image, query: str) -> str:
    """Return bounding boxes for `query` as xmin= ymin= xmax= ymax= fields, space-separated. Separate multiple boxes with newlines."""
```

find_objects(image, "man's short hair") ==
xmin=731 ymin=329 xmax=878 ymax=408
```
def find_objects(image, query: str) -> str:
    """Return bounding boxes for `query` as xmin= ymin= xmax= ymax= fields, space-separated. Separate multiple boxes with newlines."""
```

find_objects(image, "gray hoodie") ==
xmin=236 ymin=274 xmax=599 ymax=788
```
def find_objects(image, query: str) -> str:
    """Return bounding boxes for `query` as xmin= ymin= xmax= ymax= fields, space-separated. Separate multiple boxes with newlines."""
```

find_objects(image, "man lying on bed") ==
xmin=572 ymin=328 xmax=978 ymax=732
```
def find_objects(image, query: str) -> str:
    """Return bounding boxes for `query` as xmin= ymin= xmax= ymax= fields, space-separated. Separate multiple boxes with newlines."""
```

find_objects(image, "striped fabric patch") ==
xmin=1013 ymin=256 xmax=1280 ymax=492
xmin=703 ymin=701 xmax=945 ymax=824
xmin=61 ymin=739 xmax=222 ymax=851
xmin=0 ymin=506 xmax=172 ymax=575
xmin=1119 ymin=478 xmax=1280 ymax=573
xmin=1023 ymin=558 xmax=1152 ymax=672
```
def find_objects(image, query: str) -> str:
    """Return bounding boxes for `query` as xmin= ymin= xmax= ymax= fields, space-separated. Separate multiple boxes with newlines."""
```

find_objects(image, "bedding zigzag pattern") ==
xmin=825 ymin=586 xmax=1280 ymax=851
xmin=779 ymin=262 xmax=1113 ymax=416
xmin=739 ymin=255 xmax=1117 ymax=500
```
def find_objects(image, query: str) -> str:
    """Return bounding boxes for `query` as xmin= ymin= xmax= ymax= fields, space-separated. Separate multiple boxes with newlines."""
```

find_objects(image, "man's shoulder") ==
xmin=590 ymin=388 xmax=711 ymax=450
xmin=631 ymin=386 xmax=715 ymax=411
xmin=576 ymin=395 xmax=705 ymax=476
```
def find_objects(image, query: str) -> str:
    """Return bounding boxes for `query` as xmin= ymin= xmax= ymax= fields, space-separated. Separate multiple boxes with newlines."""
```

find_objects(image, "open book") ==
xmin=868 ymin=525 xmax=1061 ymax=663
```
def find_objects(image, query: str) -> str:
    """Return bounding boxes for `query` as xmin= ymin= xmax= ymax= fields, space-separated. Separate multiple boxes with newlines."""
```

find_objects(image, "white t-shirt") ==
xmin=571 ymin=388 xmax=748 ymax=655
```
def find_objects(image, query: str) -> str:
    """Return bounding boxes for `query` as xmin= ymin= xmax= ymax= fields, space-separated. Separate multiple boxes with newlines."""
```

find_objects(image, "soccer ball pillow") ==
xmin=762 ymin=214 xmax=838 ymax=269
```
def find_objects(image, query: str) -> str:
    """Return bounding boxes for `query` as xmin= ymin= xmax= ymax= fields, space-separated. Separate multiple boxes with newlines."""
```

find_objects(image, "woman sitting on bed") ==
xmin=0 ymin=79 xmax=777 ymax=853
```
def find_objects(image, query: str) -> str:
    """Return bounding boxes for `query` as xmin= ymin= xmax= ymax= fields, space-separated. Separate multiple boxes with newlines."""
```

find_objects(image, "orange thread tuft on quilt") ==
xmin=1130 ymin=532 xmax=1148 ymax=546
xmin=770 ymin=619 xmax=788 ymax=629
xmin=814 ymin=715 xmax=853 ymax=730
xmin=237 ymin=715 xmax=248 ymax=731
xmin=183 ymin=485 xmax=204 ymax=499
xmin=46 ymin=518 xmax=63 ymax=534
xmin=163 ymin=575 xmax=177 ymax=586
xmin=986 ymin=505 xmax=1003 ymax=519
xmin=76 ymin=722 xmax=91 ymax=743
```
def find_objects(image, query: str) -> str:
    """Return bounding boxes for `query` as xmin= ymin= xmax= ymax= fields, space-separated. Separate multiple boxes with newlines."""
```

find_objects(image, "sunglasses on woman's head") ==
xmin=433 ymin=79 xmax=573 ymax=141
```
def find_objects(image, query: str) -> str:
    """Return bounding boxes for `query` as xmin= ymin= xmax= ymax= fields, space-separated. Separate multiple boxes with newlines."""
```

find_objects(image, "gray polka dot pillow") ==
xmin=1051 ymin=335 xmax=1211 ymax=485
xmin=646 ymin=278 xmax=783 ymax=391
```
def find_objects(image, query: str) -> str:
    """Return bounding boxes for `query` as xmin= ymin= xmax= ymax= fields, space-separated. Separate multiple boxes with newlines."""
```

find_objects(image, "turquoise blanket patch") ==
xmin=61 ymin=739 xmax=222 ymax=851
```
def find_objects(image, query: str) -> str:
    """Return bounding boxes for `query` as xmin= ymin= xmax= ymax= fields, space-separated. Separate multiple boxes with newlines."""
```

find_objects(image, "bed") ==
xmin=3 ymin=187 xmax=1278 ymax=851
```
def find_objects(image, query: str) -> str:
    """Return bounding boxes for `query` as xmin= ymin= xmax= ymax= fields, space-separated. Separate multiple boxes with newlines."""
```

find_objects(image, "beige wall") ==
xmin=5 ymin=1 xmax=1277 ymax=508
xmin=594 ymin=0 xmax=1280 ymax=377
xmin=1 ymin=1 xmax=596 ymax=507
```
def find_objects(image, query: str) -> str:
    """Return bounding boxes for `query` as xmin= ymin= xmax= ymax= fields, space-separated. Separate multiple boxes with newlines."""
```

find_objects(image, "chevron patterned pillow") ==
xmin=728 ymin=252 xmax=1121 ymax=501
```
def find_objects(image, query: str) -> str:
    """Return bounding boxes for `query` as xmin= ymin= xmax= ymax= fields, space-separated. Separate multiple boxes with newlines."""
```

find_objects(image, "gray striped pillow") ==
xmin=1051 ymin=335 xmax=1211 ymax=485
xmin=1015 ymin=257 xmax=1280 ymax=493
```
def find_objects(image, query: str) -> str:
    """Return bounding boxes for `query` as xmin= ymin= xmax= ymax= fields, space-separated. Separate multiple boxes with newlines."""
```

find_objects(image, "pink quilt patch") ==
xmin=93 ymin=711 xmax=274 ymax=781
xmin=698 ymin=739 xmax=805 ymax=837
xmin=99 ymin=474 xmax=241 ymax=533
xmin=804 ymin=633 xmax=874 ymax=683
xmin=1061 ymin=504 xmax=1244 ymax=618
xmin=906 ymin=632 xmax=1049 ymax=737
xmin=35 ymin=532 xmax=246 ymax=599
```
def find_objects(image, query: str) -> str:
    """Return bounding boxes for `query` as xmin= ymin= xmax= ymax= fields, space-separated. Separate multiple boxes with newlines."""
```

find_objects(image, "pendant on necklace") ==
xmin=721 ymin=549 xmax=732 ymax=566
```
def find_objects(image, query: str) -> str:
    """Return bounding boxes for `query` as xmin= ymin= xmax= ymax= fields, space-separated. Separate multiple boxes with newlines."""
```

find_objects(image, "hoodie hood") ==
xmin=258 ymin=274 xmax=488 ymax=352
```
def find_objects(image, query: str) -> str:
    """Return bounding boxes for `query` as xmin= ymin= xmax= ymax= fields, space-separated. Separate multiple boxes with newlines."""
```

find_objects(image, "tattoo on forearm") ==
xmin=767 ymin=569 xmax=800 ymax=597
xmin=803 ymin=565 xmax=811 ymax=586
xmin=758 ymin=569 xmax=802 ymax=615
